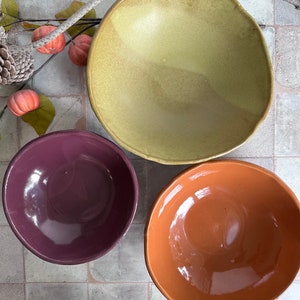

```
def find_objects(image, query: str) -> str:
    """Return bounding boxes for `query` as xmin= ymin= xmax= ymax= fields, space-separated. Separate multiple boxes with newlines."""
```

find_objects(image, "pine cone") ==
xmin=0 ymin=44 xmax=17 ymax=84
xmin=10 ymin=48 xmax=34 ymax=83
xmin=0 ymin=26 xmax=34 ymax=85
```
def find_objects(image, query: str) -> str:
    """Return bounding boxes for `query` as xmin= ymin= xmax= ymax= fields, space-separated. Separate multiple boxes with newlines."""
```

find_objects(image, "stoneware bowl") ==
xmin=87 ymin=0 xmax=273 ymax=164
xmin=2 ymin=130 xmax=138 ymax=264
xmin=145 ymin=161 xmax=300 ymax=300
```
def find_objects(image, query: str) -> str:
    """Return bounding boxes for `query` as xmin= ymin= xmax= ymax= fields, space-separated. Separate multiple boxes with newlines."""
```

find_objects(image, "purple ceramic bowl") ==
xmin=2 ymin=130 xmax=139 ymax=264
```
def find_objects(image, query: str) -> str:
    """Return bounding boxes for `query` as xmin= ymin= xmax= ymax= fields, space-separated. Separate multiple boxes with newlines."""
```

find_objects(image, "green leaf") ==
xmin=55 ymin=1 xmax=96 ymax=38
xmin=21 ymin=94 xmax=56 ymax=136
xmin=21 ymin=21 xmax=41 ymax=30
xmin=0 ymin=0 xmax=19 ymax=31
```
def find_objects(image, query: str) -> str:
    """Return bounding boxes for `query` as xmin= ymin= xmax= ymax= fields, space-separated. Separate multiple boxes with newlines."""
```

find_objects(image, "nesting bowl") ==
xmin=145 ymin=161 xmax=300 ymax=300
xmin=2 ymin=130 xmax=138 ymax=264
xmin=87 ymin=0 xmax=273 ymax=164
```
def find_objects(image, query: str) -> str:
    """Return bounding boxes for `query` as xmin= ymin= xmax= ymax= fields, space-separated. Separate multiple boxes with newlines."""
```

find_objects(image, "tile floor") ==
xmin=0 ymin=0 xmax=299 ymax=299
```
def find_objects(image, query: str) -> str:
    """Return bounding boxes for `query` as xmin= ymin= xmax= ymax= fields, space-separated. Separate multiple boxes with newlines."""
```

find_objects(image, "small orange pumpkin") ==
xmin=7 ymin=89 xmax=40 ymax=116
xmin=68 ymin=34 xmax=93 ymax=66
xmin=32 ymin=25 xmax=66 ymax=54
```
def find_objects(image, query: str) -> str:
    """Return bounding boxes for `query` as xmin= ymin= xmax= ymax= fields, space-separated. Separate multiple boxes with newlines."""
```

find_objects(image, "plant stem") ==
xmin=284 ymin=0 xmax=300 ymax=9
xmin=0 ymin=105 xmax=7 ymax=120
xmin=3 ymin=18 xmax=101 ymax=29
xmin=29 ymin=0 xmax=104 ymax=50
xmin=0 ymin=23 xmax=97 ymax=121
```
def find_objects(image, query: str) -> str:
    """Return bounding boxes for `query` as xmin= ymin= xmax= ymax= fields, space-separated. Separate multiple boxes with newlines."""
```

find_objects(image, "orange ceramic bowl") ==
xmin=145 ymin=161 xmax=300 ymax=300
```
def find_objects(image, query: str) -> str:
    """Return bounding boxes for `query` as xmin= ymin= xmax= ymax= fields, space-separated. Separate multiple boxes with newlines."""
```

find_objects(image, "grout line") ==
xmin=16 ymin=117 xmax=22 ymax=150
xmin=273 ymin=0 xmax=277 ymax=26
xmin=86 ymin=280 xmax=89 ymax=300
xmin=147 ymin=282 xmax=151 ymax=300
xmin=274 ymin=155 xmax=300 ymax=158
xmin=272 ymin=88 xmax=277 ymax=172
xmin=97 ymin=282 xmax=150 ymax=284
xmin=81 ymin=70 xmax=88 ymax=130
xmin=24 ymin=281 xmax=91 ymax=284
xmin=273 ymin=24 xmax=300 ymax=28
xmin=23 ymin=282 xmax=26 ymax=300
xmin=22 ymin=246 xmax=27 ymax=298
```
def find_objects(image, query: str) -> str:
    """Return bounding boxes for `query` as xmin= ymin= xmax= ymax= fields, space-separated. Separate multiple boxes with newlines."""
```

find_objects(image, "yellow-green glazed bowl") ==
xmin=87 ymin=0 xmax=273 ymax=165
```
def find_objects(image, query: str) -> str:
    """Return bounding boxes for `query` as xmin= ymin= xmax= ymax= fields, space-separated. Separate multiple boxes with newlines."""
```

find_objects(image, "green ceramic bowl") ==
xmin=87 ymin=0 xmax=273 ymax=164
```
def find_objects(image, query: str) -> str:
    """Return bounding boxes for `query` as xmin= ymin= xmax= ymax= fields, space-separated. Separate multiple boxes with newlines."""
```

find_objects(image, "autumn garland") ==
xmin=0 ymin=0 xmax=102 ymax=135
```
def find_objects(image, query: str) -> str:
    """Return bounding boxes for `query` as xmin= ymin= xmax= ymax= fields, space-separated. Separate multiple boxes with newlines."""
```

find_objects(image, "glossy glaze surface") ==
xmin=2 ymin=130 xmax=138 ymax=264
xmin=145 ymin=161 xmax=300 ymax=299
xmin=87 ymin=0 xmax=273 ymax=164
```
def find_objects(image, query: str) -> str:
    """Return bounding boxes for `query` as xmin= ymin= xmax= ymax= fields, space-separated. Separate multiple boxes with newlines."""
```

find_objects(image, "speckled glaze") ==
xmin=145 ymin=161 xmax=300 ymax=300
xmin=2 ymin=130 xmax=139 ymax=265
xmin=87 ymin=0 xmax=273 ymax=164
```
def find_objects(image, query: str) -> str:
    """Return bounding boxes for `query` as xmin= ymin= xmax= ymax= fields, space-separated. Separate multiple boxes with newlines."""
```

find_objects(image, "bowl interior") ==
xmin=87 ymin=0 xmax=273 ymax=164
xmin=145 ymin=161 xmax=300 ymax=300
xmin=3 ymin=130 xmax=138 ymax=264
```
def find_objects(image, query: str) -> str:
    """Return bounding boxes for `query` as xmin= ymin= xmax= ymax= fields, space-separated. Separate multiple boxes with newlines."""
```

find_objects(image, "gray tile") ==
xmin=275 ymin=0 xmax=300 ymax=25
xmin=0 ymin=284 xmax=25 ymax=300
xmin=262 ymin=26 xmax=276 ymax=64
xmin=275 ymin=157 xmax=300 ymax=200
xmin=278 ymin=280 xmax=300 ymax=300
xmin=16 ymin=118 xmax=37 ymax=149
xmin=0 ymin=83 xmax=23 ymax=97
xmin=150 ymin=283 xmax=167 ymax=300
xmin=94 ymin=0 xmax=117 ymax=17
xmin=26 ymin=283 xmax=88 ymax=300
xmin=146 ymin=162 xmax=191 ymax=205
xmin=47 ymin=96 xmax=83 ymax=130
xmin=89 ymin=283 xmax=148 ymax=300
xmin=0 ymin=163 xmax=9 ymax=225
xmin=24 ymin=249 xmax=88 ymax=283
xmin=16 ymin=0 xmax=72 ymax=19
xmin=131 ymin=160 xmax=148 ymax=224
xmin=226 ymin=102 xmax=274 ymax=158
xmin=275 ymin=93 xmax=300 ymax=156
xmin=32 ymin=49 xmax=84 ymax=96
xmin=238 ymin=0 xmax=274 ymax=25
xmin=276 ymin=27 xmax=300 ymax=89
xmin=0 ymin=227 xmax=24 ymax=283
xmin=89 ymin=224 xmax=151 ymax=282
xmin=227 ymin=157 xmax=274 ymax=172
xmin=0 ymin=108 xmax=19 ymax=161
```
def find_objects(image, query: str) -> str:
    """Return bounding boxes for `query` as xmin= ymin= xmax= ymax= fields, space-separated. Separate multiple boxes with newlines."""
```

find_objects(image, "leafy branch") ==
xmin=21 ymin=22 xmax=98 ymax=88
xmin=3 ymin=18 xmax=101 ymax=31
xmin=4 ymin=17 xmax=101 ymax=26
xmin=0 ymin=104 xmax=7 ymax=120
xmin=30 ymin=0 xmax=103 ymax=49
xmin=0 ymin=21 xmax=98 ymax=120
xmin=0 ymin=0 xmax=102 ymax=136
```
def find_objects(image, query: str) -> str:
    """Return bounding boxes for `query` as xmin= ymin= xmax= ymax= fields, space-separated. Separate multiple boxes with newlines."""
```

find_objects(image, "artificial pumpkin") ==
xmin=7 ymin=89 xmax=40 ymax=116
xmin=32 ymin=25 xmax=66 ymax=54
xmin=68 ymin=34 xmax=93 ymax=66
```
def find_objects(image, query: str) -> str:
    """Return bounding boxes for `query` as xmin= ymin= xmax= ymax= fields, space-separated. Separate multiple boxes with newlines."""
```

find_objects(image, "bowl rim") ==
xmin=144 ymin=159 xmax=300 ymax=299
xmin=87 ymin=0 xmax=274 ymax=165
xmin=2 ymin=129 xmax=139 ymax=265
